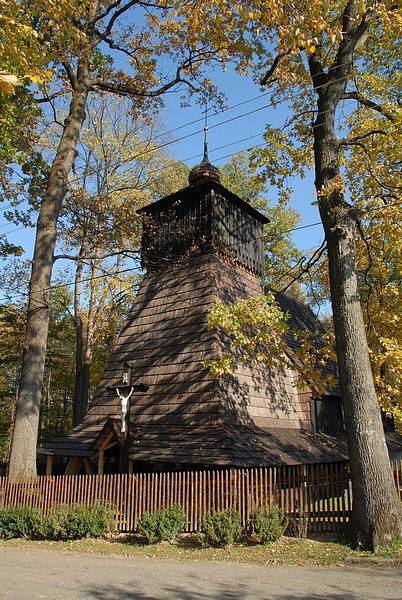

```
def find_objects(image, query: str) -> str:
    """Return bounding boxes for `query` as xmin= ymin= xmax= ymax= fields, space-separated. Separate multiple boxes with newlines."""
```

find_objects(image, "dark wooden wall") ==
xmin=141 ymin=183 xmax=266 ymax=276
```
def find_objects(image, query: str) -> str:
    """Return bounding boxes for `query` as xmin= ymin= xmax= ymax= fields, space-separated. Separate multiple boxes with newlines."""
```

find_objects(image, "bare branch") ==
xmin=339 ymin=129 xmax=387 ymax=147
xmin=341 ymin=92 xmax=396 ymax=122
xmin=90 ymin=0 xmax=124 ymax=25
xmin=91 ymin=65 xmax=198 ymax=98
xmin=279 ymin=239 xmax=328 ymax=294
xmin=62 ymin=61 xmax=78 ymax=90
xmin=35 ymin=91 xmax=64 ymax=104
xmin=90 ymin=0 xmax=140 ymax=49
xmin=53 ymin=250 xmax=140 ymax=263
xmin=260 ymin=50 xmax=291 ymax=86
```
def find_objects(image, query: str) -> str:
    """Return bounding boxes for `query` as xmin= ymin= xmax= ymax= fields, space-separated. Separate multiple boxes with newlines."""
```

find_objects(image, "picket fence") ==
xmin=1 ymin=461 xmax=401 ymax=533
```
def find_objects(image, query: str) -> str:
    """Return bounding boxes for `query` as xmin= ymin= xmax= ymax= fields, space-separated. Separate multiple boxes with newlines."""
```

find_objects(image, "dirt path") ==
xmin=0 ymin=547 xmax=400 ymax=599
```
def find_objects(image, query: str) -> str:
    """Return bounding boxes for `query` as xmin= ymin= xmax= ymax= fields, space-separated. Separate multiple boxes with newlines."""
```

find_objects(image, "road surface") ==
xmin=0 ymin=547 xmax=400 ymax=599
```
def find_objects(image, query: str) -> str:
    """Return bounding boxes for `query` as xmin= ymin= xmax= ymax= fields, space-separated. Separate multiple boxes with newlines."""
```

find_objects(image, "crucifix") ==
xmin=107 ymin=362 xmax=149 ymax=472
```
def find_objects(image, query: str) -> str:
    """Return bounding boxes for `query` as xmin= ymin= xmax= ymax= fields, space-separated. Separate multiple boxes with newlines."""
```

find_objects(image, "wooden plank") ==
xmin=161 ymin=471 xmax=166 ymax=510
xmin=239 ymin=469 xmax=244 ymax=526
xmin=206 ymin=469 xmax=211 ymax=516
xmin=45 ymin=455 xmax=53 ymax=476
xmin=76 ymin=472 xmax=83 ymax=505
xmin=138 ymin=472 xmax=143 ymax=524
xmin=331 ymin=462 xmax=337 ymax=528
xmin=2 ymin=461 xmax=401 ymax=534
xmin=309 ymin=464 xmax=316 ymax=532
xmin=245 ymin=468 xmax=250 ymax=523
xmin=185 ymin=471 xmax=190 ymax=530
xmin=201 ymin=470 xmax=206 ymax=525
xmin=194 ymin=470 xmax=198 ymax=531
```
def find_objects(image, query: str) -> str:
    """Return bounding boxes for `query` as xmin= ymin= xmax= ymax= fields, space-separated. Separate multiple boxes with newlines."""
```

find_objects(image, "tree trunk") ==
xmin=72 ymin=256 xmax=99 ymax=425
xmin=72 ymin=256 xmax=85 ymax=426
xmin=313 ymin=95 xmax=401 ymax=551
xmin=8 ymin=76 xmax=89 ymax=477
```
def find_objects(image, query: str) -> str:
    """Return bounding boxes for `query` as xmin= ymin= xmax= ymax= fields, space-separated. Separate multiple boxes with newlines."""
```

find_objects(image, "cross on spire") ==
xmin=187 ymin=105 xmax=221 ymax=186
xmin=202 ymin=105 xmax=209 ymax=164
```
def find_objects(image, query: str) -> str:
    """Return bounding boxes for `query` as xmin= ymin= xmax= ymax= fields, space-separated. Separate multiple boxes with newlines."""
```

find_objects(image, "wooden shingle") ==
xmin=41 ymin=179 xmax=352 ymax=467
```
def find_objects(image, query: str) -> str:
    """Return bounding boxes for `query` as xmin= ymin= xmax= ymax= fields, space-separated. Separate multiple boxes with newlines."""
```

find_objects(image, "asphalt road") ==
xmin=0 ymin=548 xmax=400 ymax=600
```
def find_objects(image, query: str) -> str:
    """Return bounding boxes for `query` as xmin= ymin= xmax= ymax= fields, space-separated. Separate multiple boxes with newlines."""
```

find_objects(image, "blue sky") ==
xmin=160 ymin=66 xmax=323 ymax=254
xmin=0 ymin=63 xmax=325 ymax=281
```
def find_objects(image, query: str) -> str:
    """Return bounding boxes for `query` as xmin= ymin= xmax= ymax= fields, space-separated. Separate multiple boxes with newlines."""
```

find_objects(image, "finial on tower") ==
xmin=188 ymin=105 xmax=221 ymax=186
xmin=202 ymin=106 xmax=209 ymax=164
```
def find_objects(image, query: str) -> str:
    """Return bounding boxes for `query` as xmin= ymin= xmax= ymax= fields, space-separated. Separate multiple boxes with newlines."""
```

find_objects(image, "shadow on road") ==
xmin=83 ymin=580 xmax=385 ymax=600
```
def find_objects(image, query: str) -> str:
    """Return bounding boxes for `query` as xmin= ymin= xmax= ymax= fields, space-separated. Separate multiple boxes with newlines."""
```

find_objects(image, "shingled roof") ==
xmin=40 ymin=248 xmax=352 ymax=466
xmin=40 ymin=173 xmax=366 ymax=469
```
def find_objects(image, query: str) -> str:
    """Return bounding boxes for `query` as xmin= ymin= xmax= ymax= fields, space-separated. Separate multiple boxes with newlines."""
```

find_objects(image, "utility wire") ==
xmin=4 ymin=199 xmax=399 ymax=302
xmin=1 ymin=110 xmax=392 ymax=244
xmin=103 ymin=73 xmax=363 ymax=164
xmin=0 ymin=225 xmax=30 ymax=237
xmin=0 ymin=67 xmax=364 ymax=217
xmin=0 ymin=102 xmax=351 ymax=234
xmin=4 ymin=223 xmax=324 ymax=301
xmin=0 ymin=100 xmax=384 ymax=240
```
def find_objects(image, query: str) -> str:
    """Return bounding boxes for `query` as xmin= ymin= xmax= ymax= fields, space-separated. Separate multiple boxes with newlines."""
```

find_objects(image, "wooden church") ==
xmin=40 ymin=141 xmax=349 ymax=475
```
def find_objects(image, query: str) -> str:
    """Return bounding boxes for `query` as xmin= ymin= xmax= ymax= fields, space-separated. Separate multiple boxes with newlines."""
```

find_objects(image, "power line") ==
xmin=88 ymin=104 xmax=353 ymax=199
xmin=93 ymin=56 xmax=357 ymax=144
xmin=3 ymin=220 xmax=325 ymax=301
xmin=284 ymin=221 xmax=322 ymax=234
xmin=0 ymin=101 xmax=348 ymax=228
xmin=3 ymin=200 xmax=398 ymax=302
xmin=0 ymin=225 xmax=30 ymax=237
xmin=0 ymin=101 xmax=359 ymax=240
xmin=109 ymin=73 xmax=362 ymax=164
xmin=0 ymin=70 xmax=366 ymax=217
xmin=0 ymin=95 xmax=385 ymax=247
xmin=0 ymin=202 xmax=20 ymax=214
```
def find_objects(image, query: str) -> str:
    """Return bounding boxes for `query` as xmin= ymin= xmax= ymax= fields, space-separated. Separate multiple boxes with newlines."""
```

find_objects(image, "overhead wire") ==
xmin=3 ymin=198 xmax=399 ymax=303
xmin=0 ymin=64 xmax=362 ymax=217
xmin=0 ymin=95 xmax=386 ymax=245
xmin=0 ymin=99 xmax=375 ymax=242
xmin=3 ymin=220 xmax=325 ymax=301
xmin=1 ymin=65 xmax=386 ymax=297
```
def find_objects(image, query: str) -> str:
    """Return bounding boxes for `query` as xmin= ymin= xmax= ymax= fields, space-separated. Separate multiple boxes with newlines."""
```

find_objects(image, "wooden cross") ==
xmin=107 ymin=363 xmax=149 ymax=435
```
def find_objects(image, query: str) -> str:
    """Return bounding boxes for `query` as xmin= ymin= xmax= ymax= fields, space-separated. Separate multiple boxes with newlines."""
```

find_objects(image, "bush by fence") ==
xmin=249 ymin=505 xmax=287 ymax=544
xmin=0 ymin=461 xmax=401 ymax=534
xmin=137 ymin=504 xmax=186 ymax=543
xmin=0 ymin=504 xmax=114 ymax=540
xmin=199 ymin=508 xmax=242 ymax=547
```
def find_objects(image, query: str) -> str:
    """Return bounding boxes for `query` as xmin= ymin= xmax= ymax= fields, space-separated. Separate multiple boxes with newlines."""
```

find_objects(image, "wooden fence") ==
xmin=0 ymin=461 xmax=401 ymax=533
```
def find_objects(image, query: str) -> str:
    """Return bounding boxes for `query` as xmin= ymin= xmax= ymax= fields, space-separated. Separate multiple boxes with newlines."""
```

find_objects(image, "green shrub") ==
xmin=39 ymin=504 xmax=115 ymax=540
xmin=0 ymin=504 xmax=114 ymax=541
xmin=0 ymin=507 xmax=42 ymax=540
xmin=249 ymin=505 xmax=287 ymax=544
xmin=199 ymin=509 xmax=242 ymax=547
xmin=137 ymin=504 xmax=187 ymax=544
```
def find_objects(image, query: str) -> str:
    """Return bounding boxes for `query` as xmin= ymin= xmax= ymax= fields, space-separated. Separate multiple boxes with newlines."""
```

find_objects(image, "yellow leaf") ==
xmin=307 ymin=44 xmax=316 ymax=55
xmin=0 ymin=71 xmax=20 ymax=93
xmin=29 ymin=73 xmax=44 ymax=84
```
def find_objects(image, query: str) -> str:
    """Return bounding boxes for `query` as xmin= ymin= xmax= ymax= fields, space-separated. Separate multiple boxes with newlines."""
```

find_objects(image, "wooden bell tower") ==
xmin=41 ymin=132 xmax=318 ymax=471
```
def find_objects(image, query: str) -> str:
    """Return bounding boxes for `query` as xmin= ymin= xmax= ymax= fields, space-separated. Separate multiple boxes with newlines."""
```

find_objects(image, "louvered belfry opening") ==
xmin=139 ymin=181 xmax=266 ymax=277
xmin=40 ymin=163 xmax=349 ymax=474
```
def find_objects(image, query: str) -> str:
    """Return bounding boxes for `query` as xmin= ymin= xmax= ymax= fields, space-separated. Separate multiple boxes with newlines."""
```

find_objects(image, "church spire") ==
xmin=188 ymin=106 xmax=221 ymax=186
xmin=201 ymin=106 xmax=209 ymax=164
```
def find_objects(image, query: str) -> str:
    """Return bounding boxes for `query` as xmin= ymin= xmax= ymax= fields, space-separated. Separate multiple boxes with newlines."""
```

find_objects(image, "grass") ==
xmin=1 ymin=534 xmax=400 ymax=566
